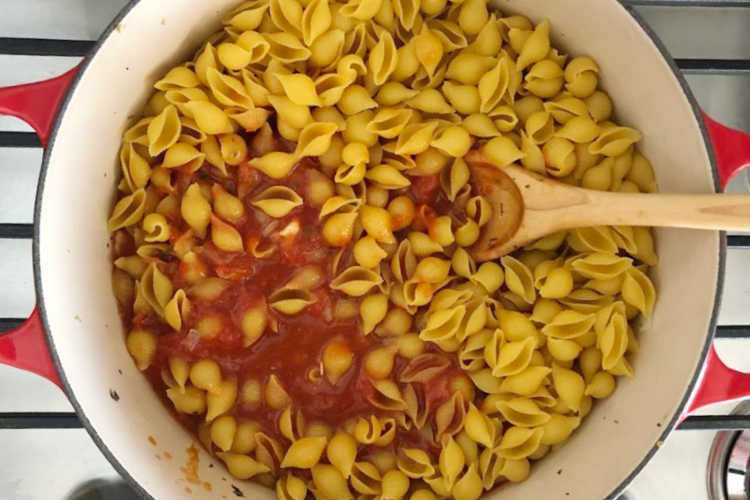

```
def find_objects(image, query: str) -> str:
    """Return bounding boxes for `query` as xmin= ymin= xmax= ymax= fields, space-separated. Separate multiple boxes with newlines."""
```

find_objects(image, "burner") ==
xmin=707 ymin=402 xmax=750 ymax=500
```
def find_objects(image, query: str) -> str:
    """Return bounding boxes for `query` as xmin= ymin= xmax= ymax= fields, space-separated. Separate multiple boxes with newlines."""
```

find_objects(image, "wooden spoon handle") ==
xmin=550 ymin=190 xmax=750 ymax=232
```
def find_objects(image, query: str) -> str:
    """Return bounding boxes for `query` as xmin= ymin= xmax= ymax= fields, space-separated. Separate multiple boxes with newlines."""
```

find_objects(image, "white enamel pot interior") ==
xmin=35 ymin=0 xmax=722 ymax=499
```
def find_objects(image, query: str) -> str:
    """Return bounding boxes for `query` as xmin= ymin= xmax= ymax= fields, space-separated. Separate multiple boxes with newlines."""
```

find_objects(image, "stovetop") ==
xmin=2 ymin=1 xmax=750 ymax=499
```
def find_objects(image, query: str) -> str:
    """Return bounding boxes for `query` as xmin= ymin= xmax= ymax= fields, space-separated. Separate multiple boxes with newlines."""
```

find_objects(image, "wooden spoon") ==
xmin=467 ymin=154 xmax=750 ymax=262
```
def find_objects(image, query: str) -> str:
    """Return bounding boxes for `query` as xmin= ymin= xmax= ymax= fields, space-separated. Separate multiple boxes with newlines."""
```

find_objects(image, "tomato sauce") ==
xmin=121 ymin=154 xmax=474 ymax=463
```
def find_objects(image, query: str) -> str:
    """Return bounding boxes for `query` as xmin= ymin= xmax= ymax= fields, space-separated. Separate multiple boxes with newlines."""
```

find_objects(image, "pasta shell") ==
xmin=310 ymin=29 xmax=346 ymax=70
xmin=340 ymin=0 xmax=384 ymax=21
xmin=250 ymin=151 xmax=298 ymax=179
xmin=397 ymin=448 xmax=435 ymax=479
xmin=138 ymin=262 xmax=173 ymax=316
xmin=223 ymin=1 xmax=268 ymax=31
xmin=154 ymin=66 xmax=199 ymax=91
xmin=414 ymin=27 xmax=444 ymax=78
xmin=269 ymin=0 xmax=303 ymax=36
xmin=571 ymin=253 xmax=633 ymax=280
xmin=301 ymin=0 xmax=331 ymax=46
xmin=276 ymin=474 xmax=308 ymax=500
xmin=178 ymin=116 xmax=208 ymax=145
xmin=279 ymin=406 xmax=307 ymax=442
xmin=524 ymin=60 xmax=564 ymax=99
xmin=206 ymin=68 xmax=254 ymax=109
xmin=350 ymin=461 xmax=381 ymax=495
xmin=330 ymin=266 xmax=384 ymax=297
xmin=395 ymin=121 xmax=439 ymax=155
xmin=390 ymin=240 xmax=417 ymax=283
xmin=162 ymin=142 xmax=205 ymax=172
xmin=296 ymin=122 xmax=338 ymax=157
xmin=399 ymin=353 xmax=451 ymax=383
xmin=327 ymin=431 xmax=357 ymax=479
xmin=122 ymin=117 xmax=151 ymax=145
xmin=277 ymin=73 xmax=321 ymax=106
xmin=439 ymin=435 xmax=466 ymax=488
xmin=367 ymin=107 xmax=415 ymax=139
xmin=516 ymin=19 xmax=550 ymax=71
xmin=420 ymin=305 xmax=465 ymax=342
xmin=458 ymin=329 xmax=490 ymax=372
xmin=108 ymin=188 xmax=146 ymax=231
xmin=435 ymin=392 xmax=467 ymax=442
xmin=544 ymin=96 xmax=588 ymax=125
xmin=491 ymin=336 xmax=536 ymax=377
xmin=393 ymin=0 xmax=420 ymax=29
xmin=572 ymin=226 xmax=619 ymax=254
xmin=499 ymin=366 xmax=552 ymax=396
xmin=228 ymin=107 xmax=270 ymax=133
xmin=195 ymin=42 xmax=222 ymax=87
xmin=281 ymin=437 xmax=327 ymax=468
xmin=468 ymin=368 xmax=503 ymax=394
xmin=540 ymin=413 xmax=581 ymax=446
xmin=497 ymin=427 xmax=543 ymax=460
xmin=164 ymin=289 xmax=191 ymax=331
xmin=556 ymin=115 xmax=600 ymax=143
xmin=239 ymin=70 xmax=270 ymax=107
xmin=478 ymin=54 xmax=513 ymax=113
xmin=119 ymin=143 xmax=151 ymax=193
xmin=599 ymin=311 xmax=629 ymax=370
xmin=217 ymin=452 xmax=270 ymax=480
xmin=366 ymin=164 xmax=411 ymax=189
xmin=404 ymin=383 xmax=432 ymax=430
xmin=314 ymin=73 xmax=349 ymax=106
xmin=368 ymin=32 xmax=398 ymax=85
xmin=496 ymin=398 xmax=551 ymax=427
xmin=184 ymin=100 xmax=234 ymax=135
xmin=252 ymin=186 xmax=304 ymax=218
xmin=621 ymin=267 xmax=656 ymax=317
xmin=147 ymin=104 xmax=181 ymax=156
xmin=335 ymin=162 xmax=367 ymax=185
xmin=368 ymin=379 xmax=407 ymax=411
xmin=589 ymin=126 xmax=642 ymax=157
xmin=558 ymin=288 xmax=613 ymax=314
xmin=377 ymin=82 xmax=420 ymax=107
xmin=501 ymin=256 xmax=536 ymax=304
xmin=427 ymin=18 xmax=468 ymax=51
xmin=255 ymin=431 xmax=286 ymax=471
xmin=265 ymin=32 xmax=312 ymax=63
xmin=542 ymin=309 xmax=596 ymax=340
xmin=319 ymin=196 xmax=361 ymax=219
xmin=268 ymin=288 xmax=317 ymax=315
xmin=552 ymin=363 xmax=586 ymax=412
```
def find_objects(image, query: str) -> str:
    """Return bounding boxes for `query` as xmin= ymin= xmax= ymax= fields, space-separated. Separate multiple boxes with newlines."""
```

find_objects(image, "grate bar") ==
xmin=0 ymin=132 xmax=41 ymax=148
xmin=0 ymin=414 xmax=747 ymax=430
xmin=0 ymin=224 xmax=33 ymax=239
xmin=675 ymin=58 xmax=750 ymax=74
xmin=0 ymin=318 xmax=24 ymax=333
xmin=624 ymin=1 xmax=750 ymax=6
xmin=678 ymin=415 xmax=750 ymax=430
xmin=0 ymin=412 xmax=81 ymax=429
xmin=0 ymin=38 xmax=92 ymax=57
xmin=716 ymin=325 xmax=750 ymax=338
xmin=728 ymin=235 xmax=750 ymax=248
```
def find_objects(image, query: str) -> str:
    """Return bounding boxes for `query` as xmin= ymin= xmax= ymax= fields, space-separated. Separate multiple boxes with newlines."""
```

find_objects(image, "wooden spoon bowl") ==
xmin=466 ymin=152 xmax=750 ymax=262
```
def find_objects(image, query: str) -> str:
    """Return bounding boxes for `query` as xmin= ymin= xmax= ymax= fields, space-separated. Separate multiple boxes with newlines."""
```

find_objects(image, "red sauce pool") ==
xmin=120 ymin=156 xmax=474 ymax=463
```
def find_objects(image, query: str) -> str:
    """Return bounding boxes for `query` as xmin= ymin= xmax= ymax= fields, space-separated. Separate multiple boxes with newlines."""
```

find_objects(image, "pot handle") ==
xmin=685 ymin=111 xmax=750 ymax=416
xmin=0 ymin=65 xmax=79 ymax=147
xmin=703 ymin=111 xmax=750 ymax=188
xmin=0 ymin=65 xmax=81 ymax=388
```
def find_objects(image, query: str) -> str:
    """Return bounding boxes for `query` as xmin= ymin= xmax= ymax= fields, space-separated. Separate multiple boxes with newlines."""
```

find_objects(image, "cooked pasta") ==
xmin=110 ymin=2 xmax=658 ymax=498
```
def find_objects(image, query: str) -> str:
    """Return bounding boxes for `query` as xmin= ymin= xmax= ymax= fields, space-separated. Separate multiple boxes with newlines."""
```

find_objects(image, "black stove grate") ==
xmin=0 ymin=0 xmax=749 ymax=434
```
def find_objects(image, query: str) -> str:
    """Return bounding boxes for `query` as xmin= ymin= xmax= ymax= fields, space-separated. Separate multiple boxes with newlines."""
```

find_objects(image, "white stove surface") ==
xmin=2 ymin=1 xmax=750 ymax=499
